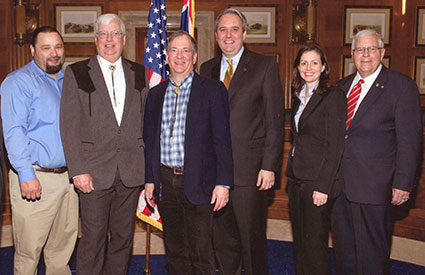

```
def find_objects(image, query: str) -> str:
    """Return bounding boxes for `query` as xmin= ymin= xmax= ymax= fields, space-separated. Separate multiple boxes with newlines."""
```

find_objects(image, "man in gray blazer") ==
xmin=60 ymin=14 xmax=148 ymax=275
xmin=200 ymin=8 xmax=284 ymax=275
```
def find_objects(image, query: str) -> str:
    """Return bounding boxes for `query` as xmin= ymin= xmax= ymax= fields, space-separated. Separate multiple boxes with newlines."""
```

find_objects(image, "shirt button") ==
xmin=118 ymin=130 xmax=121 ymax=134
xmin=117 ymin=148 xmax=120 ymax=152
xmin=345 ymin=135 xmax=348 ymax=139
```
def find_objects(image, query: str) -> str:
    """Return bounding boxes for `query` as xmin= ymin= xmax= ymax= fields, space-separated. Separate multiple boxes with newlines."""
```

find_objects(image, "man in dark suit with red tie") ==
xmin=200 ymin=8 xmax=284 ymax=275
xmin=332 ymin=29 xmax=423 ymax=275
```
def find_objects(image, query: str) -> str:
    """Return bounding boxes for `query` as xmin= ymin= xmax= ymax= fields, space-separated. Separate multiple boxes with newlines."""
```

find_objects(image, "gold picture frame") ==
xmin=416 ymin=7 xmax=425 ymax=46
xmin=344 ymin=6 xmax=392 ymax=46
xmin=415 ymin=57 xmax=425 ymax=94
xmin=228 ymin=4 xmax=277 ymax=44
xmin=54 ymin=4 xmax=103 ymax=43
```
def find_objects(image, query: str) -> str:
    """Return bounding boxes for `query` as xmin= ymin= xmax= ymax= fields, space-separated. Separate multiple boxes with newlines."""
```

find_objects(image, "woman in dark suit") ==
xmin=286 ymin=44 xmax=346 ymax=275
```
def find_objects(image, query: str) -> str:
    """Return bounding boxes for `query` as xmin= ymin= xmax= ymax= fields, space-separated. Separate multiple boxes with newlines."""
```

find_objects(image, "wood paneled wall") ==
xmin=1 ymin=0 xmax=425 ymax=242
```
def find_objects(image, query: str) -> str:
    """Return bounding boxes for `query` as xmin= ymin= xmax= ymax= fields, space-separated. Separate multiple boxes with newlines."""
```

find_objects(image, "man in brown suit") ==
xmin=60 ymin=14 xmax=148 ymax=275
xmin=200 ymin=8 xmax=284 ymax=275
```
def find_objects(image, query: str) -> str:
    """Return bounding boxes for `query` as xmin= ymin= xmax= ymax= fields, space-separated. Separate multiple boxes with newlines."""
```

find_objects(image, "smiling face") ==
xmin=215 ymin=13 xmax=246 ymax=58
xmin=352 ymin=34 xmax=385 ymax=78
xmin=298 ymin=50 xmax=325 ymax=89
xmin=30 ymin=32 xmax=64 ymax=78
xmin=95 ymin=21 xmax=126 ymax=63
xmin=166 ymin=34 xmax=197 ymax=84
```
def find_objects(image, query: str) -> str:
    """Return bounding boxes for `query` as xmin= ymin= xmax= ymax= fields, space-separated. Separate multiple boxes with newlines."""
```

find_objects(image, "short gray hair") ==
xmin=351 ymin=29 xmax=384 ymax=50
xmin=94 ymin=13 xmax=126 ymax=36
xmin=214 ymin=8 xmax=247 ymax=33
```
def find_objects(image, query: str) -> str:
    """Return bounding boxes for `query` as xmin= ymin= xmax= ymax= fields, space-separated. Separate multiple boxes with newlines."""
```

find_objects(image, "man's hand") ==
xmin=211 ymin=186 xmax=229 ymax=211
xmin=20 ymin=178 xmax=42 ymax=200
xmin=144 ymin=184 xmax=156 ymax=208
xmin=256 ymin=169 xmax=275 ymax=190
xmin=391 ymin=188 xmax=410 ymax=206
xmin=312 ymin=190 xmax=328 ymax=207
xmin=73 ymin=174 xmax=94 ymax=193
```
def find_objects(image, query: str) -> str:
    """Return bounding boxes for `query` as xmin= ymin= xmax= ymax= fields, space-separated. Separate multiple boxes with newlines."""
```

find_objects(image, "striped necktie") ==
xmin=346 ymin=79 xmax=364 ymax=129
xmin=223 ymin=59 xmax=234 ymax=89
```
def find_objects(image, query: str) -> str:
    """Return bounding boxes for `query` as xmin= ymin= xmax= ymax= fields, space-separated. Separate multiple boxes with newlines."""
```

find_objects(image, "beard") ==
xmin=45 ymin=57 xmax=64 ymax=74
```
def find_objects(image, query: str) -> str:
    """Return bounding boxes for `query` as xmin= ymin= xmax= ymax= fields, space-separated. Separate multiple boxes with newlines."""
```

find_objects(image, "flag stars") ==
xmin=162 ymin=15 xmax=167 ymax=20
xmin=161 ymin=39 xmax=165 ymax=45
xmin=153 ymin=7 xmax=159 ymax=13
xmin=150 ymin=32 xmax=157 ymax=39
xmin=156 ymin=18 xmax=161 ymax=24
xmin=146 ymin=47 xmax=151 ymax=53
xmin=148 ymin=57 xmax=153 ymax=63
xmin=148 ymin=22 xmax=153 ymax=28
xmin=160 ymin=4 xmax=165 ymax=10
xmin=153 ymin=42 xmax=159 ymax=48
xmin=156 ymin=53 xmax=161 ymax=59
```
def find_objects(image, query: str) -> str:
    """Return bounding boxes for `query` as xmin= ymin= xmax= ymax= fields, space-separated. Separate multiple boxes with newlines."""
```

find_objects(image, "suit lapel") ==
xmin=211 ymin=58 xmax=221 ymax=81
xmin=121 ymin=59 xmax=135 ymax=124
xmin=298 ymin=93 xmax=324 ymax=131
xmin=88 ymin=57 xmax=118 ymax=126
xmin=348 ymin=68 xmax=388 ymax=131
xmin=291 ymin=97 xmax=300 ymax=134
xmin=227 ymin=49 xmax=250 ymax=101
xmin=184 ymin=74 xmax=202 ymax=155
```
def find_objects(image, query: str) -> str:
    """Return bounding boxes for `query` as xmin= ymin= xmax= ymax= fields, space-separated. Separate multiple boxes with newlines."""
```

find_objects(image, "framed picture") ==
xmin=54 ymin=4 xmax=103 ymax=43
xmin=63 ymin=55 xmax=91 ymax=70
xmin=344 ymin=6 xmax=392 ymax=46
xmin=415 ymin=57 xmax=425 ymax=94
xmin=341 ymin=55 xmax=390 ymax=78
xmin=416 ymin=7 xmax=425 ymax=46
xmin=228 ymin=4 xmax=277 ymax=44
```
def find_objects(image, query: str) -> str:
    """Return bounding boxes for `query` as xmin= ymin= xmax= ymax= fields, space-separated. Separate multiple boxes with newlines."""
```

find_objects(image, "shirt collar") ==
xmin=169 ymin=71 xmax=194 ymax=89
xmin=30 ymin=59 xmax=64 ymax=81
xmin=354 ymin=64 xmax=382 ymax=87
xmin=221 ymin=46 xmax=244 ymax=68
xmin=297 ymin=82 xmax=318 ymax=101
xmin=97 ymin=55 xmax=123 ymax=70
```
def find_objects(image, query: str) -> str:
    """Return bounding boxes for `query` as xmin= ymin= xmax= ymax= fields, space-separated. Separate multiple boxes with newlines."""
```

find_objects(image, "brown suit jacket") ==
xmin=60 ymin=56 xmax=148 ymax=190
xmin=200 ymin=49 xmax=284 ymax=186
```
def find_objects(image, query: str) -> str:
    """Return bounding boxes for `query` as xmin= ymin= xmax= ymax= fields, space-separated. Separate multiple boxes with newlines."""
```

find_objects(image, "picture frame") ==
xmin=63 ymin=55 xmax=91 ymax=70
xmin=344 ymin=6 xmax=392 ymax=46
xmin=414 ymin=57 xmax=425 ymax=94
xmin=54 ymin=4 xmax=103 ymax=43
xmin=341 ymin=55 xmax=391 ymax=78
xmin=228 ymin=4 xmax=277 ymax=44
xmin=265 ymin=54 xmax=279 ymax=64
xmin=416 ymin=7 xmax=425 ymax=46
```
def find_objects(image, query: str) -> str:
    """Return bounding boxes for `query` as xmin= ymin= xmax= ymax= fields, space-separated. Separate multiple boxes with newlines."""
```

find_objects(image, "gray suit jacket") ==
xmin=60 ymin=56 xmax=148 ymax=189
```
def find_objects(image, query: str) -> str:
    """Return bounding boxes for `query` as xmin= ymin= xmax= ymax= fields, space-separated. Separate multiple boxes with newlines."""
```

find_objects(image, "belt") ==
xmin=160 ymin=165 xmax=184 ymax=175
xmin=35 ymin=166 xmax=68 ymax=174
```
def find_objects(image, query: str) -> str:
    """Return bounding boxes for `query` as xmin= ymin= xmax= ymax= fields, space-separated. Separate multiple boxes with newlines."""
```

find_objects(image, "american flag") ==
xmin=144 ymin=0 xmax=168 ymax=88
xmin=180 ymin=0 xmax=195 ymax=37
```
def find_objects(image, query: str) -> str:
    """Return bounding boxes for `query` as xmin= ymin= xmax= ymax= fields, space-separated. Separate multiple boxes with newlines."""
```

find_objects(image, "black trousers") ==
xmin=213 ymin=185 xmax=268 ymax=275
xmin=77 ymin=169 xmax=141 ymax=275
xmin=158 ymin=165 xmax=215 ymax=275
xmin=287 ymin=177 xmax=333 ymax=275
xmin=331 ymin=192 xmax=391 ymax=275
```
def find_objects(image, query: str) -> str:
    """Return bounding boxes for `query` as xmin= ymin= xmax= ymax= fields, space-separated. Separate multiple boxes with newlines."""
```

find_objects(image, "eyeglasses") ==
xmin=96 ymin=30 xmax=123 ymax=39
xmin=352 ymin=46 xmax=382 ymax=54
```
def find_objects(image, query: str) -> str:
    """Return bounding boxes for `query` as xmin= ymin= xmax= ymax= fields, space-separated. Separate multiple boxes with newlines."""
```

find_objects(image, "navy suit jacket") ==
xmin=144 ymin=73 xmax=234 ymax=205
xmin=338 ymin=66 xmax=422 ymax=204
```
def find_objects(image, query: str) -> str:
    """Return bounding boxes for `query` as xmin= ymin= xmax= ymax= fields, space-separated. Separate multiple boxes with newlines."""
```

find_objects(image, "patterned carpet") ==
xmin=1 ymin=239 xmax=425 ymax=274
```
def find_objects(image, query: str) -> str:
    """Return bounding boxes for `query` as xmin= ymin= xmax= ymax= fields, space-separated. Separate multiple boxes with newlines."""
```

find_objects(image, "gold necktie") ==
xmin=223 ymin=59 xmax=234 ymax=89
xmin=109 ymin=64 xmax=117 ymax=107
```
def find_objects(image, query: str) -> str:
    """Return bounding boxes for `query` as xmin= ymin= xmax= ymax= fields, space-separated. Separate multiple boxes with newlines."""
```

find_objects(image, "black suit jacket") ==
xmin=200 ymin=49 xmax=284 ymax=186
xmin=338 ymin=66 xmax=422 ymax=204
xmin=144 ymin=73 xmax=233 ymax=205
xmin=286 ymin=86 xmax=347 ymax=198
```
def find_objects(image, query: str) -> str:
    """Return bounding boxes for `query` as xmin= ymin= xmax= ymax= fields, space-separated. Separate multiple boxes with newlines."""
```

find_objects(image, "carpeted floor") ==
xmin=1 ymin=239 xmax=425 ymax=274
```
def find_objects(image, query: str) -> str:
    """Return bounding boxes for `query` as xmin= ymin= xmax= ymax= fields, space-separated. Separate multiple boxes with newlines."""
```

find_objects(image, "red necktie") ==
xmin=346 ymin=79 xmax=364 ymax=129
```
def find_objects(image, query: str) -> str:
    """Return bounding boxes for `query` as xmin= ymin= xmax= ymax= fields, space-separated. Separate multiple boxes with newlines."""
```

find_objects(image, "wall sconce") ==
xmin=290 ymin=0 xmax=317 ymax=44
xmin=14 ymin=0 xmax=40 ymax=47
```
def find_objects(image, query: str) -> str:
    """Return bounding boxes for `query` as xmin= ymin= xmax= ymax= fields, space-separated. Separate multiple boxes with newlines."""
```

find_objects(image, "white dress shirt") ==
xmin=97 ymin=55 xmax=126 ymax=125
xmin=220 ymin=46 xmax=244 ymax=82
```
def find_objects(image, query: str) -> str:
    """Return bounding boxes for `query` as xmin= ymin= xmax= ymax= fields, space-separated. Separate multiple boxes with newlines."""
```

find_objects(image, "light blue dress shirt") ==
xmin=0 ymin=60 xmax=66 ymax=183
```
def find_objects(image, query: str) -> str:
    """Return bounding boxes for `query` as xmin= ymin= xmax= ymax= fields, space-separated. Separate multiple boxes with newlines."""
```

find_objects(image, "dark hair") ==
xmin=167 ymin=30 xmax=197 ymax=53
xmin=291 ymin=43 xmax=332 ymax=96
xmin=31 ymin=26 xmax=64 ymax=47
